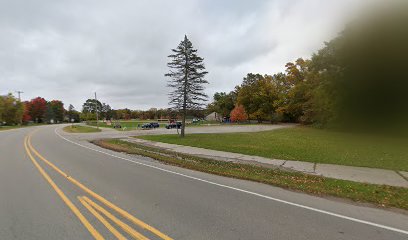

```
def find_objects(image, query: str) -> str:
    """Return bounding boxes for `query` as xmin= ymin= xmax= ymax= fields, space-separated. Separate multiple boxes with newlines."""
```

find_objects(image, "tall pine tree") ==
xmin=165 ymin=35 xmax=209 ymax=137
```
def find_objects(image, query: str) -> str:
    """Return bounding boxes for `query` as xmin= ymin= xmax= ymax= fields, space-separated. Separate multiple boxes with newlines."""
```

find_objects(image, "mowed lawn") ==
xmin=63 ymin=125 xmax=101 ymax=133
xmin=139 ymin=127 xmax=408 ymax=171
xmin=87 ymin=121 xmax=166 ymax=130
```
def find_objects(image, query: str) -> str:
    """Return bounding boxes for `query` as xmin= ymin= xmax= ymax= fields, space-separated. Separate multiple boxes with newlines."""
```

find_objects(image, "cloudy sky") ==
xmin=1 ymin=0 xmax=370 ymax=110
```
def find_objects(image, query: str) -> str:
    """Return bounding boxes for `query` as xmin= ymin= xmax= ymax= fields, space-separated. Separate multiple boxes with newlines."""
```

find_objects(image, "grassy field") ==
xmin=86 ymin=120 xmax=271 ymax=130
xmin=86 ymin=120 xmax=220 ymax=130
xmin=94 ymin=139 xmax=408 ymax=210
xmin=63 ymin=125 xmax=101 ymax=133
xmin=138 ymin=127 xmax=408 ymax=171
xmin=86 ymin=120 xmax=167 ymax=130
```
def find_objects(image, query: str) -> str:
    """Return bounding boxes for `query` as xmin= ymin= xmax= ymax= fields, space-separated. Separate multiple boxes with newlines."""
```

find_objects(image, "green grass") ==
xmin=86 ymin=120 xmax=167 ymax=131
xmin=94 ymin=139 xmax=408 ymax=210
xmin=0 ymin=125 xmax=23 ymax=131
xmin=0 ymin=123 xmax=45 ymax=131
xmin=86 ymin=120 xmax=267 ymax=130
xmin=63 ymin=125 xmax=101 ymax=133
xmin=138 ymin=127 xmax=408 ymax=171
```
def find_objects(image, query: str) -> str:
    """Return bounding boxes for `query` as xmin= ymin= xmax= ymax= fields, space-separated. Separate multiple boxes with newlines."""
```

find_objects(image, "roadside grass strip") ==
xmin=138 ymin=127 xmax=408 ymax=172
xmin=94 ymin=139 xmax=408 ymax=211
xmin=63 ymin=125 xmax=102 ymax=133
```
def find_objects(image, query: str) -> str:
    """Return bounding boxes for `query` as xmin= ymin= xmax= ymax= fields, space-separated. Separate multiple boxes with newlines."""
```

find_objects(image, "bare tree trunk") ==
xmin=181 ymin=52 xmax=189 ymax=138
xmin=181 ymin=86 xmax=187 ymax=137
xmin=181 ymin=107 xmax=186 ymax=137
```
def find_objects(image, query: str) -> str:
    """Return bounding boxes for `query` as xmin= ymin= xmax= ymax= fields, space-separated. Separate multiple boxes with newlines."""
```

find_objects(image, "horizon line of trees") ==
xmin=80 ymin=98 xmax=206 ymax=122
xmin=0 ymin=94 xmax=70 ymax=125
xmin=1 ymin=93 xmax=209 ymax=126
xmin=208 ymin=6 xmax=408 ymax=134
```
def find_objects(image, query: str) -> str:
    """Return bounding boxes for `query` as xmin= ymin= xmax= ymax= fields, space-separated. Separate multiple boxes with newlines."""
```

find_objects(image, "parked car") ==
xmin=165 ymin=122 xmax=182 ymax=129
xmin=141 ymin=122 xmax=159 ymax=129
xmin=113 ymin=122 xmax=122 ymax=128
xmin=141 ymin=123 xmax=153 ymax=129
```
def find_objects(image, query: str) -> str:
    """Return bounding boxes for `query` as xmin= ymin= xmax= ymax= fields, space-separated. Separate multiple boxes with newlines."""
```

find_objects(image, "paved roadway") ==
xmin=0 ymin=125 xmax=408 ymax=240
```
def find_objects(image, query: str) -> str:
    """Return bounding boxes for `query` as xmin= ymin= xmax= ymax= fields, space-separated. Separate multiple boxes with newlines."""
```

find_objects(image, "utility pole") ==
xmin=15 ymin=91 xmax=24 ymax=125
xmin=15 ymin=91 xmax=24 ymax=101
xmin=94 ymin=92 xmax=99 ymax=129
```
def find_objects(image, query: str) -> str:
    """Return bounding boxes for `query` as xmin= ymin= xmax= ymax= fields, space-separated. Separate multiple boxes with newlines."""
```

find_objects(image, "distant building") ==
xmin=205 ymin=112 xmax=221 ymax=122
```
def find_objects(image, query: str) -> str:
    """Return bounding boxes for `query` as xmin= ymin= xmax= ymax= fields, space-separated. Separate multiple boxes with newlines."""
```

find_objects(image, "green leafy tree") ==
xmin=0 ymin=94 xmax=24 ymax=125
xmin=101 ymin=103 xmax=113 ymax=120
xmin=278 ymin=58 xmax=312 ymax=122
xmin=67 ymin=104 xmax=80 ymax=122
xmin=28 ymin=97 xmax=47 ymax=123
xmin=236 ymin=73 xmax=280 ymax=122
xmin=45 ymin=102 xmax=55 ymax=123
xmin=82 ymin=99 xmax=102 ymax=114
xmin=236 ymin=73 xmax=264 ymax=121
xmin=208 ymin=91 xmax=236 ymax=117
xmin=165 ymin=35 xmax=209 ymax=137
xmin=258 ymin=75 xmax=280 ymax=123
xmin=49 ymin=100 xmax=64 ymax=123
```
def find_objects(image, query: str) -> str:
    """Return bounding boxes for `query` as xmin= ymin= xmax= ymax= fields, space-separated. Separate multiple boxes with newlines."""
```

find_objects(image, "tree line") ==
xmin=0 ymin=92 xmax=210 ymax=126
xmin=80 ymin=98 xmax=206 ymax=122
xmin=208 ymin=6 xmax=408 ymax=133
xmin=0 ymin=94 xmax=68 ymax=125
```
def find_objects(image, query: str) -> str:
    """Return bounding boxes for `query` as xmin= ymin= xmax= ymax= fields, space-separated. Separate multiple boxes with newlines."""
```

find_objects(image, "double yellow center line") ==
xmin=24 ymin=131 xmax=172 ymax=240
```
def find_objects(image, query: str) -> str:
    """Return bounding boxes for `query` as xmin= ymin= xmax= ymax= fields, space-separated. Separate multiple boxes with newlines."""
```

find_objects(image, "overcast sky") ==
xmin=1 ymin=0 xmax=371 ymax=110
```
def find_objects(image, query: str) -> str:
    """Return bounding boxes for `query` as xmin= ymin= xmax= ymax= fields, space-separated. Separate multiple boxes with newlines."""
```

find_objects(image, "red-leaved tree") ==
xmin=28 ymin=97 xmax=47 ymax=123
xmin=230 ymin=105 xmax=248 ymax=123
xmin=22 ymin=101 xmax=32 ymax=123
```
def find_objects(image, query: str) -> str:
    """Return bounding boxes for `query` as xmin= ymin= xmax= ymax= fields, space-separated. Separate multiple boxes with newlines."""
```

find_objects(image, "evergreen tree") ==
xmin=82 ymin=99 xmax=102 ymax=114
xmin=165 ymin=35 xmax=209 ymax=137
xmin=67 ymin=104 xmax=80 ymax=122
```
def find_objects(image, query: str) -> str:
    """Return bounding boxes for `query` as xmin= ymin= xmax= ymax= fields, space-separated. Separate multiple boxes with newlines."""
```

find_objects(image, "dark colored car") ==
xmin=165 ymin=122 xmax=182 ymax=129
xmin=141 ymin=123 xmax=153 ymax=129
xmin=141 ymin=122 xmax=160 ymax=129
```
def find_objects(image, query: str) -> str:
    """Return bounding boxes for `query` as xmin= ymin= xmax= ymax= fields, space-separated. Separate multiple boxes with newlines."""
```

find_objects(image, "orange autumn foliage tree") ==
xmin=230 ymin=105 xmax=248 ymax=122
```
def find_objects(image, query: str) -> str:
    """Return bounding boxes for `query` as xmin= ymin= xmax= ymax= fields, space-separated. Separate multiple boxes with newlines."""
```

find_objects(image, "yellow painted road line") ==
xmin=78 ymin=196 xmax=127 ymax=240
xmin=23 ymin=136 xmax=104 ymax=240
xmin=83 ymin=196 xmax=149 ymax=240
xmin=27 ymin=133 xmax=173 ymax=240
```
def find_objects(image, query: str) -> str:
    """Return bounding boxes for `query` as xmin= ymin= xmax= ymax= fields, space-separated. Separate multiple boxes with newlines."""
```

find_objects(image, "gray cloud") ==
xmin=0 ymin=0 xmax=369 ymax=110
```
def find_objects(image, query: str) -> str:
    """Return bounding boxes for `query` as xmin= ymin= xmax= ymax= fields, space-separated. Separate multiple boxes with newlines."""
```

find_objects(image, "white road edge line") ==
xmin=54 ymin=127 xmax=408 ymax=235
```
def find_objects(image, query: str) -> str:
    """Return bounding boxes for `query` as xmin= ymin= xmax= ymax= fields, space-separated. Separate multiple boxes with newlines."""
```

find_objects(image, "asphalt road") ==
xmin=1 ymin=125 xmax=408 ymax=240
